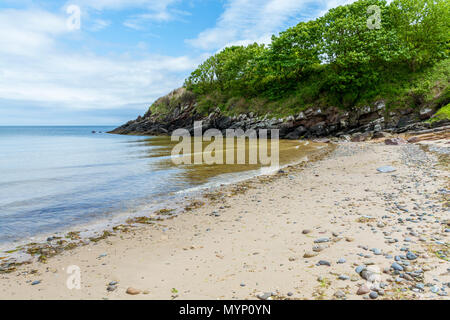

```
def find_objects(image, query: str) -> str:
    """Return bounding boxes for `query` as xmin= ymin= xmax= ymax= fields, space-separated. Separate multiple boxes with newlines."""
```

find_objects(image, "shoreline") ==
xmin=0 ymin=138 xmax=449 ymax=300
xmin=0 ymin=141 xmax=333 ymax=270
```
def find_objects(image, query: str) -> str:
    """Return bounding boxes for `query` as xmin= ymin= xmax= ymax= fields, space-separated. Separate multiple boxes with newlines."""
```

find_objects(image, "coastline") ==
xmin=0 ymin=140 xmax=332 ymax=269
xmin=0 ymin=138 xmax=448 ymax=300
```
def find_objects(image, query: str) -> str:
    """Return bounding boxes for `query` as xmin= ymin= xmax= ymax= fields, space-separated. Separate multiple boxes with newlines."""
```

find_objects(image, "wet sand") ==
xmin=0 ymin=140 xmax=449 ymax=300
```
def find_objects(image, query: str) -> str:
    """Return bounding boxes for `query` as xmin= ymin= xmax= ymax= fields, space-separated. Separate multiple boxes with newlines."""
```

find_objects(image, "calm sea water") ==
xmin=0 ymin=126 xmax=324 ymax=249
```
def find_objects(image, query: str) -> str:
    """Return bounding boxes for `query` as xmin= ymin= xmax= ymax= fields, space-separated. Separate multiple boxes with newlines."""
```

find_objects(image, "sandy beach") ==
xmin=0 ymin=139 xmax=449 ymax=300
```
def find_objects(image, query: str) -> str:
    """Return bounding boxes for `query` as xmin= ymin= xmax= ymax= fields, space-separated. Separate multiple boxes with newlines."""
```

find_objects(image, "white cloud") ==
xmin=0 ymin=8 xmax=199 ymax=113
xmin=187 ymin=0 xmax=356 ymax=50
xmin=69 ymin=0 xmax=182 ymax=29
xmin=0 ymin=9 xmax=68 ymax=56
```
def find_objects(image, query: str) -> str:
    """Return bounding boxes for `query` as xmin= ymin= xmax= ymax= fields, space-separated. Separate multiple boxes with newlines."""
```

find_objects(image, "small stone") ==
xmin=357 ymin=285 xmax=370 ymax=295
xmin=317 ymin=260 xmax=331 ymax=266
xmin=377 ymin=166 xmax=396 ymax=173
xmin=339 ymin=275 xmax=350 ymax=280
xmin=312 ymin=244 xmax=328 ymax=252
xmin=355 ymin=265 xmax=366 ymax=274
xmin=107 ymin=285 xmax=117 ymax=292
xmin=303 ymin=252 xmax=318 ymax=258
xmin=334 ymin=290 xmax=346 ymax=299
xmin=369 ymin=291 xmax=379 ymax=299
xmin=314 ymin=238 xmax=330 ymax=243
xmin=126 ymin=287 xmax=141 ymax=295
xmin=31 ymin=280 xmax=41 ymax=286
xmin=257 ymin=292 xmax=272 ymax=300
xmin=337 ymin=258 xmax=346 ymax=264
xmin=391 ymin=262 xmax=404 ymax=271
xmin=302 ymin=229 xmax=312 ymax=234
xmin=406 ymin=252 xmax=417 ymax=260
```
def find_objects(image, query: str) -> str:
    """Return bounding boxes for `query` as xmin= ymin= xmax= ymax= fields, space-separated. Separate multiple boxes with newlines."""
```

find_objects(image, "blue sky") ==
xmin=0 ymin=0 xmax=353 ymax=125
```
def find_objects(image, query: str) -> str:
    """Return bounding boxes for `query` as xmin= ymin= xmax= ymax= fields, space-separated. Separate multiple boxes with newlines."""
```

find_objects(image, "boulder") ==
xmin=385 ymin=138 xmax=407 ymax=145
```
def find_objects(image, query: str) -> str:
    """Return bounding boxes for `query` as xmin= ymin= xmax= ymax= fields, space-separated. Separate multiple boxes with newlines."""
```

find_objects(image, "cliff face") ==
xmin=110 ymin=88 xmax=449 ymax=140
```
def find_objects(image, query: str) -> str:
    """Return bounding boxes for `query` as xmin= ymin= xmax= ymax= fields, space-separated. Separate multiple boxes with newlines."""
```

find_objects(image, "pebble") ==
xmin=317 ymin=260 xmax=331 ymax=266
xmin=126 ymin=287 xmax=141 ymax=295
xmin=355 ymin=265 xmax=366 ymax=274
xmin=369 ymin=291 xmax=379 ymax=299
xmin=314 ymin=238 xmax=330 ymax=243
xmin=257 ymin=292 xmax=272 ymax=300
xmin=312 ymin=244 xmax=328 ymax=252
xmin=107 ymin=285 xmax=117 ymax=292
xmin=391 ymin=262 xmax=404 ymax=271
xmin=357 ymin=285 xmax=370 ymax=295
xmin=31 ymin=280 xmax=41 ymax=286
xmin=303 ymin=252 xmax=318 ymax=258
xmin=377 ymin=166 xmax=396 ymax=173
xmin=406 ymin=252 xmax=417 ymax=260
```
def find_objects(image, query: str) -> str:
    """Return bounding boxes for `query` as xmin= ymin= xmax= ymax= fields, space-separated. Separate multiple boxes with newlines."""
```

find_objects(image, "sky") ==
xmin=0 ymin=0 xmax=354 ymax=125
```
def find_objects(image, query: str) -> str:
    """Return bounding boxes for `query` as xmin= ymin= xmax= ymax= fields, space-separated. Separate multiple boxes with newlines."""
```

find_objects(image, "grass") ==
xmin=428 ymin=103 xmax=450 ymax=123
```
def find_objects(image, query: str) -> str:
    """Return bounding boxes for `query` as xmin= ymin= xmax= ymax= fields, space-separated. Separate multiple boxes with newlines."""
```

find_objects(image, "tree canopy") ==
xmin=183 ymin=0 xmax=449 ymax=113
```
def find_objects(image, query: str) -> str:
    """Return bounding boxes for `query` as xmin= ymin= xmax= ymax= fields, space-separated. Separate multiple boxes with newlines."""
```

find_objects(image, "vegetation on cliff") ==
xmin=149 ymin=0 xmax=449 ymax=120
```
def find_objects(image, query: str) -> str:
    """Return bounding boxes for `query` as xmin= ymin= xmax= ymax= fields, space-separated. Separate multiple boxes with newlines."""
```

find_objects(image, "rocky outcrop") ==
xmin=110 ymin=88 xmax=449 ymax=140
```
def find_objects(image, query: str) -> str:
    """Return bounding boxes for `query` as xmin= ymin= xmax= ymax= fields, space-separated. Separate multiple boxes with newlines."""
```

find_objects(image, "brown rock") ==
xmin=357 ymin=285 xmax=370 ymax=295
xmin=407 ymin=136 xmax=420 ymax=143
xmin=126 ymin=287 xmax=141 ymax=295
xmin=385 ymin=138 xmax=407 ymax=145
xmin=303 ymin=252 xmax=318 ymax=258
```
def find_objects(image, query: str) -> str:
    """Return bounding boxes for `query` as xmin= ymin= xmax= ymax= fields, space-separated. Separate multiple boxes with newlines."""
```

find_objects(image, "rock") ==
xmin=334 ymin=290 xmax=346 ymax=299
xmin=377 ymin=166 xmax=396 ymax=173
xmin=317 ymin=260 xmax=331 ymax=266
xmin=391 ymin=263 xmax=404 ymax=271
xmin=369 ymin=291 xmax=379 ymax=299
xmin=312 ymin=244 xmax=328 ymax=252
xmin=31 ymin=280 xmax=41 ymax=286
xmin=419 ymin=107 xmax=435 ymax=120
xmin=337 ymin=258 xmax=346 ymax=264
xmin=303 ymin=252 xmax=318 ymax=258
xmin=355 ymin=265 xmax=366 ymax=274
xmin=406 ymin=252 xmax=417 ymax=260
xmin=314 ymin=237 xmax=330 ymax=243
xmin=126 ymin=287 xmax=141 ymax=295
xmin=351 ymin=132 xmax=371 ymax=142
xmin=256 ymin=292 xmax=273 ymax=300
xmin=407 ymin=136 xmax=420 ymax=143
xmin=372 ymin=131 xmax=389 ymax=139
xmin=385 ymin=138 xmax=407 ymax=145
xmin=107 ymin=285 xmax=117 ymax=292
xmin=357 ymin=285 xmax=370 ymax=295
xmin=302 ymin=229 xmax=312 ymax=235
xmin=339 ymin=275 xmax=350 ymax=280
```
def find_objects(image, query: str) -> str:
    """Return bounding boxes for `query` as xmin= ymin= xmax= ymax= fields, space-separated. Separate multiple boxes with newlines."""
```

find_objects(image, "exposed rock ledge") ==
xmin=110 ymin=88 xmax=449 ymax=140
